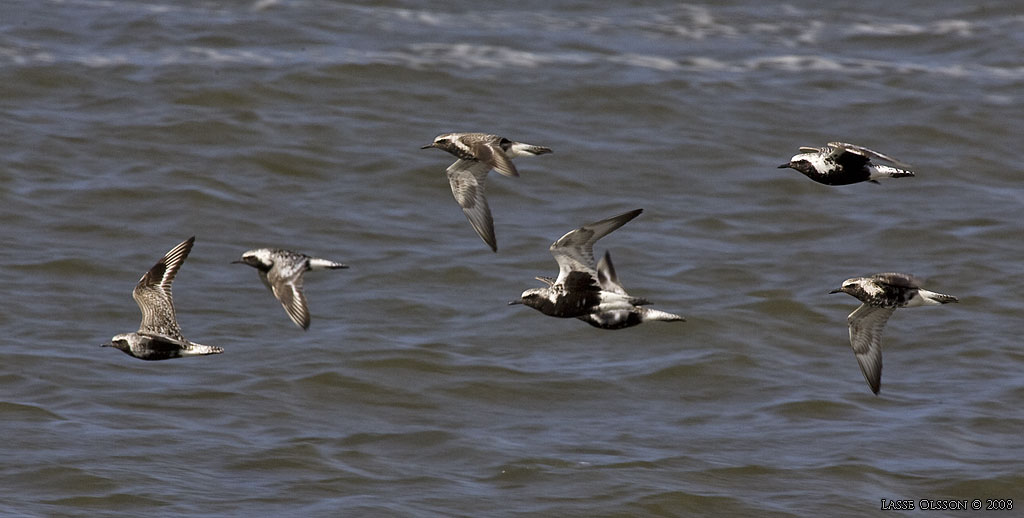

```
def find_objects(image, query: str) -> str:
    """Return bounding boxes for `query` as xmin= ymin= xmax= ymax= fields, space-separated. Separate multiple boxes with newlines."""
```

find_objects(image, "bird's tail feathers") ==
xmin=309 ymin=258 xmax=348 ymax=270
xmin=920 ymin=289 xmax=958 ymax=305
xmin=872 ymin=165 xmax=915 ymax=179
xmin=640 ymin=308 xmax=685 ymax=322
xmin=183 ymin=343 xmax=224 ymax=356
xmin=507 ymin=142 xmax=553 ymax=157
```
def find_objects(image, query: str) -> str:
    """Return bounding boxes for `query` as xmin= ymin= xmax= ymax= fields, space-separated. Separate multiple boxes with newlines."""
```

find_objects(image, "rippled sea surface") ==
xmin=2 ymin=1 xmax=1022 ymax=516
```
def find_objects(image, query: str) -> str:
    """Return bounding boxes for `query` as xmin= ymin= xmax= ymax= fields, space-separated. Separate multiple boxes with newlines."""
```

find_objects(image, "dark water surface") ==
xmin=1 ymin=1 xmax=1022 ymax=516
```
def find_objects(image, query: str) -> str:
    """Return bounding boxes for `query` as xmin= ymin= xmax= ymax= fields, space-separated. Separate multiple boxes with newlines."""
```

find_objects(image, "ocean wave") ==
xmin=3 ymin=42 xmax=1020 ymax=84
xmin=847 ymin=20 xmax=975 ymax=37
xmin=5 ymin=1 xmax=1021 ymax=86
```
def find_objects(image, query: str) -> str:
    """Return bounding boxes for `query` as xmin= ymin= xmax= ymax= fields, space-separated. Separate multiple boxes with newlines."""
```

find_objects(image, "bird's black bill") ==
xmin=100 ymin=343 xmax=112 ymax=348
xmin=777 ymin=163 xmax=791 ymax=169
xmin=508 ymin=300 xmax=523 ymax=305
xmin=828 ymin=288 xmax=842 ymax=294
xmin=420 ymin=144 xmax=434 ymax=149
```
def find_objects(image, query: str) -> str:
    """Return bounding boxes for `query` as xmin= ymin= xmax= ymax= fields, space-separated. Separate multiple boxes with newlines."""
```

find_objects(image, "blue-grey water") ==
xmin=2 ymin=1 xmax=1022 ymax=516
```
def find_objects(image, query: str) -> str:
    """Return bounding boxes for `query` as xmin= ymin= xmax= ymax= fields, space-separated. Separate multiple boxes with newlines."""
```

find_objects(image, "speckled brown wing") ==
xmin=267 ymin=264 xmax=311 ymax=330
xmin=467 ymin=135 xmax=519 ymax=178
xmin=447 ymin=159 xmax=498 ymax=252
xmin=133 ymin=236 xmax=194 ymax=341
xmin=847 ymin=303 xmax=896 ymax=395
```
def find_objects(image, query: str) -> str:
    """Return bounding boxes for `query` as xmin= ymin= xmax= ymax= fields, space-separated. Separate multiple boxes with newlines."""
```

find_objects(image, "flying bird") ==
xmin=234 ymin=248 xmax=348 ymax=330
xmin=103 ymin=236 xmax=223 ymax=360
xmin=779 ymin=142 xmax=915 ymax=185
xmin=830 ymin=272 xmax=958 ymax=394
xmin=422 ymin=132 xmax=552 ymax=252
xmin=511 ymin=209 xmax=682 ymax=329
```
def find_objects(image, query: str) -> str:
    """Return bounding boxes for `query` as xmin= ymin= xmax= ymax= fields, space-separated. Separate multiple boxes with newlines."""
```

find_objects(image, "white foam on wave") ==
xmin=741 ymin=54 xmax=1024 ymax=80
xmin=408 ymin=43 xmax=586 ymax=69
xmin=0 ymin=47 xmax=56 ymax=66
xmin=607 ymin=53 xmax=681 ymax=72
xmin=848 ymin=20 xmax=974 ymax=37
xmin=5 ymin=3 xmax=1022 ymax=83
xmin=641 ymin=6 xmax=740 ymax=40
xmin=749 ymin=55 xmax=846 ymax=72
xmin=4 ymin=41 xmax=1022 ymax=83
xmin=410 ymin=44 xmax=707 ymax=73
xmin=48 ymin=0 xmax=192 ymax=15
xmin=184 ymin=47 xmax=276 ymax=65
xmin=388 ymin=8 xmax=448 ymax=27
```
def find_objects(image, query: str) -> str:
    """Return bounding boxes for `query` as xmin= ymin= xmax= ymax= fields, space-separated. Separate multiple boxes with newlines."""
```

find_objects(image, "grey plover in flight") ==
xmin=103 ymin=236 xmax=223 ymax=361
xmin=234 ymin=248 xmax=348 ymax=330
xmin=422 ymin=132 xmax=552 ymax=252
xmin=779 ymin=141 xmax=915 ymax=186
xmin=510 ymin=209 xmax=682 ymax=329
xmin=576 ymin=251 xmax=685 ymax=329
xmin=830 ymin=272 xmax=958 ymax=394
